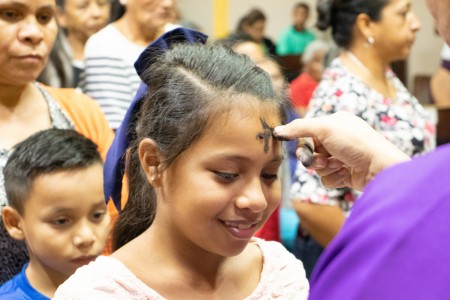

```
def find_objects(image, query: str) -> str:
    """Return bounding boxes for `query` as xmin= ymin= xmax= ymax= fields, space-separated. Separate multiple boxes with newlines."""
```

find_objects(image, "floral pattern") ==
xmin=291 ymin=58 xmax=436 ymax=213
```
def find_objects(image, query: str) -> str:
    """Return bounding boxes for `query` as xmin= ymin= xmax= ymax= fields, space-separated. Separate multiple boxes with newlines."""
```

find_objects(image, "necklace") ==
xmin=345 ymin=51 xmax=396 ymax=99
xmin=346 ymin=51 xmax=372 ymax=75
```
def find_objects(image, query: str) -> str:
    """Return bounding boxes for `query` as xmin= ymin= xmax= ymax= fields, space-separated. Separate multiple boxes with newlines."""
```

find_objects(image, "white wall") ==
xmin=408 ymin=0 xmax=443 ymax=88
xmin=177 ymin=0 xmax=444 ymax=89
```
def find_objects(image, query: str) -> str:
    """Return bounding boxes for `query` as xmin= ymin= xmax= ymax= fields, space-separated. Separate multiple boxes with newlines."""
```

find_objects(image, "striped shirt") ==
xmin=81 ymin=24 xmax=145 ymax=129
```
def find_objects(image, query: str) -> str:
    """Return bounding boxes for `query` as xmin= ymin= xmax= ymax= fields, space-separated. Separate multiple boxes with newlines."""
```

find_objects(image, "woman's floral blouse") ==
xmin=291 ymin=58 xmax=436 ymax=214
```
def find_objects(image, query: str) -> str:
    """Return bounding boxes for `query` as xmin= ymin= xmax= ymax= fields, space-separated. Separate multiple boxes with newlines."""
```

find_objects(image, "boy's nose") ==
xmin=73 ymin=223 xmax=96 ymax=249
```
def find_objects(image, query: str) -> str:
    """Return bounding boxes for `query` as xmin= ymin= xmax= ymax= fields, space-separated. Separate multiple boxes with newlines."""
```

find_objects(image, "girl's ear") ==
xmin=2 ymin=206 xmax=25 ymax=241
xmin=138 ymin=138 xmax=163 ymax=186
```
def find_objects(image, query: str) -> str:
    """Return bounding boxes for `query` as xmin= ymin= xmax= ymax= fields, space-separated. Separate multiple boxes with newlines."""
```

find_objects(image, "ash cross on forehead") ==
xmin=256 ymin=117 xmax=276 ymax=153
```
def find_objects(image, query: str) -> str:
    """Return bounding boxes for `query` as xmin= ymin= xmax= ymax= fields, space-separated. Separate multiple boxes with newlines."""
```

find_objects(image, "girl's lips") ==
xmin=221 ymin=220 xmax=259 ymax=240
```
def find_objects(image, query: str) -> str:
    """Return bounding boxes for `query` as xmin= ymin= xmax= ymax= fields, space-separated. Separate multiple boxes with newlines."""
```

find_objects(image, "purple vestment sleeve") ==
xmin=309 ymin=143 xmax=450 ymax=300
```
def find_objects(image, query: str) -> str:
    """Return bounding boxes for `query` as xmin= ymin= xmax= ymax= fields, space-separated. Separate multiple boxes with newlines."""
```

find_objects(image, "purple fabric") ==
xmin=443 ymin=60 xmax=450 ymax=72
xmin=309 ymin=143 xmax=450 ymax=299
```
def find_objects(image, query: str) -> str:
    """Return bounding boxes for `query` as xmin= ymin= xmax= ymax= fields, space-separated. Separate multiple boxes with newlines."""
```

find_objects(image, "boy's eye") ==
xmin=52 ymin=217 xmax=70 ymax=226
xmin=91 ymin=211 xmax=106 ymax=222
xmin=214 ymin=171 xmax=239 ymax=183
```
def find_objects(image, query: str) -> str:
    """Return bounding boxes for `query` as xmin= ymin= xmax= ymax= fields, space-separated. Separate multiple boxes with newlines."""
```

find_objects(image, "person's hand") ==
xmin=274 ymin=112 xmax=410 ymax=191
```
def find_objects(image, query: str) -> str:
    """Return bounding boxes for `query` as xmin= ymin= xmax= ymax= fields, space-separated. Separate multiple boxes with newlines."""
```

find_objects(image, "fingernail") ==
xmin=273 ymin=126 xmax=291 ymax=141
xmin=273 ymin=125 xmax=285 ymax=135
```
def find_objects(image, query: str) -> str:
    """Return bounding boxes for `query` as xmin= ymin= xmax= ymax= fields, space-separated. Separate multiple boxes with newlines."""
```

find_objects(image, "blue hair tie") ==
xmin=103 ymin=28 xmax=208 ymax=211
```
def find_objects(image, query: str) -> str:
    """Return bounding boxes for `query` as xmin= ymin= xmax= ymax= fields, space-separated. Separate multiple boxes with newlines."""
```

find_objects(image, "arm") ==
xmin=293 ymin=201 xmax=345 ymax=247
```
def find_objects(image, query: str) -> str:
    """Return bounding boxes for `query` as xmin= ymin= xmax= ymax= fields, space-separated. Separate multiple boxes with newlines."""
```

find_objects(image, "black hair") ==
xmin=316 ymin=0 xmax=389 ymax=48
xmin=295 ymin=2 xmax=310 ymax=13
xmin=4 ymin=129 xmax=103 ymax=214
xmin=217 ymin=32 xmax=257 ymax=50
xmin=237 ymin=8 xmax=266 ymax=32
xmin=112 ymin=43 xmax=288 ymax=250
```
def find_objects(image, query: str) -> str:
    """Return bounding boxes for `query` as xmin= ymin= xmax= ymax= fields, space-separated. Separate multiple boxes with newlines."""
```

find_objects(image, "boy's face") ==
xmin=18 ymin=163 xmax=110 ymax=280
xmin=293 ymin=6 xmax=308 ymax=28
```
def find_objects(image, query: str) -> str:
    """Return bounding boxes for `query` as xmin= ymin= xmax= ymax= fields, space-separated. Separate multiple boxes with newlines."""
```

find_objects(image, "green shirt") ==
xmin=276 ymin=26 xmax=316 ymax=56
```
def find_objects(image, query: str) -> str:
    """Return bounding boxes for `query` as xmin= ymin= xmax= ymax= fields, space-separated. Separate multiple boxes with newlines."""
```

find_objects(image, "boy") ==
xmin=0 ymin=129 xmax=111 ymax=299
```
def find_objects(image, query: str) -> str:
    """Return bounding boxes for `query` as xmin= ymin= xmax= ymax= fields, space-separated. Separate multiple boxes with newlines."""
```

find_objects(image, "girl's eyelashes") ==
xmin=213 ymin=171 xmax=279 ymax=183
xmin=261 ymin=173 xmax=278 ymax=181
xmin=213 ymin=171 xmax=239 ymax=183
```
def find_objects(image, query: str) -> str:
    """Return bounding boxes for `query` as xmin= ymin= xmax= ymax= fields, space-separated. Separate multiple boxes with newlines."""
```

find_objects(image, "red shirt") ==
xmin=289 ymin=72 xmax=318 ymax=109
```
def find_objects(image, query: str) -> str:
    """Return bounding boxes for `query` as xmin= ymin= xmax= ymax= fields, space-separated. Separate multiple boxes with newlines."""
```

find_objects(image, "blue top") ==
xmin=0 ymin=263 xmax=49 ymax=300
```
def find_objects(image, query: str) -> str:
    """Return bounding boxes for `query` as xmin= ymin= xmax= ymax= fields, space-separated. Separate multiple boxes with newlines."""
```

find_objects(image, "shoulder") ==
xmin=0 ymin=275 xmax=21 ymax=297
xmin=43 ymin=85 xmax=92 ymax=103
xmin=0 ymin=270 xmax=48 ymax=300
xmin=85 ymin=24 xmax=119 ymax=48
xmin=278 ymin=26 xmax=293 ymax=38
xmin=41 ymin=84 xmax=114 ymax=159
xmin=42 ymin=85 xmax=105 ymax=122
xmin=251 ymin=238 xmax=309 ymax=299
xmin=314 ymin=58 xmax=366 ymax=99
xmin=310 ymin=145 xmax=450 ymax=299
xmin=305 ymin=29 xmax=316 ymax=38
xmin=54 ymin=256 xmax=158 ymax=299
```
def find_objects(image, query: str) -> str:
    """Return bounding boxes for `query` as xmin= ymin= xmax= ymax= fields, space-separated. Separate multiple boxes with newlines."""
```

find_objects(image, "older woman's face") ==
xmin=0 ymin=0 xmax=57 ymax=86
xmin=125 ymin=0 xmax=174 ymax=30
xmin=371 ymin=0 xmax=420 ymax=62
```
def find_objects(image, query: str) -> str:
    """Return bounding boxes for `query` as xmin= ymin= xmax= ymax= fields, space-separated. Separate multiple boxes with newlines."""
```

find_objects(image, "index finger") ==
xmin=273 ymin=118 xmax=325 ymax=141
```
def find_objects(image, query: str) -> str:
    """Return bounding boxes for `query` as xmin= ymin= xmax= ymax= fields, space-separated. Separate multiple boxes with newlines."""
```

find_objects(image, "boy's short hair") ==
xmin=294 ymin=2 xmax=310 ymax=12
xmin=4 ymin=129 xmax=103 ymax=214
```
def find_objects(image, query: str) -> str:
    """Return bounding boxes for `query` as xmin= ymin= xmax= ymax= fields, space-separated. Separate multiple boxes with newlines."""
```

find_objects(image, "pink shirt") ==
xmin=53 ymin=238 xmax=309 ymax=299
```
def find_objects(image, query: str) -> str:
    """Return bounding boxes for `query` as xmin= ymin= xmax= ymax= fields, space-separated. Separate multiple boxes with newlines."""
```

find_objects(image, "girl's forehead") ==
xmin=205 ymin=102 xmax=282 ymax=143
xmin=210 ymin=98 xmax=281 ymax=126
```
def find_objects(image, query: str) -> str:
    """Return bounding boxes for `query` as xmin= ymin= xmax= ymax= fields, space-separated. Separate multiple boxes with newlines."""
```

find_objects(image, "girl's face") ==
xmin=158 ymin=98 xmax=283 ymax=257
xmin=371 ymin=0 xmax=420 ymax=61
xmin=0 ymin=0 xmax=58 ymax=86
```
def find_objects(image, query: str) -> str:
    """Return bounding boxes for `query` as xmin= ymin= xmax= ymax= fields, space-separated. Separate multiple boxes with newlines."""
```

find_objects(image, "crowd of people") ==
xmin=0 ymin=0 xmax=449 ymax=298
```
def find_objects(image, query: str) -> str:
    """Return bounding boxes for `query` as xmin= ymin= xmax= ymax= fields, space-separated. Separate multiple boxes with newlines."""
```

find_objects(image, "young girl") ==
xmin=54 ymin=30 xmax=308 ymax=299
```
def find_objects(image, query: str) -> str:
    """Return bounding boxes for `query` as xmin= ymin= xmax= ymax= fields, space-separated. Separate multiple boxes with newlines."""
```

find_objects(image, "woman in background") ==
xmin=290 ymin=0 xmax=436 ymax=278
xmin=0 ymin=0 xmax=114 ymax=284
xmin=232 ymin=8 xmax=276 ymax=57
xmin=81 ymin=0 xmax=176 ymax=130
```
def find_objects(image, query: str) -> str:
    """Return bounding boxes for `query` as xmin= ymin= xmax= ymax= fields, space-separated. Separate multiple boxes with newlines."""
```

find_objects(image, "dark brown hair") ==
xmin=316 ymin=0 xmax=389 ymax=48
xmin=112 ymin=43 xmax=288 ymax=250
